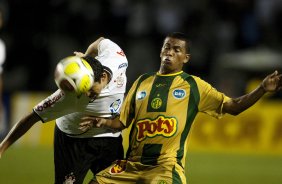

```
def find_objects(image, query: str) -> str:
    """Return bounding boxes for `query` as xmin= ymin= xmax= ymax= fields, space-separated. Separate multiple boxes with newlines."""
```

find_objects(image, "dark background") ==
xmin=1 ymin=0 xmax=282 ymax=96
xmin=1 ymin=2 xmax=282 ymax=183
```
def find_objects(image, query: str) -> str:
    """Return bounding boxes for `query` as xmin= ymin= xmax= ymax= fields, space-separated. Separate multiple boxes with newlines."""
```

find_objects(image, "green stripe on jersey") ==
xmin=141 ymin=144 xmax=162 ymax=165
xmin=126 ymin=73 xmax=154 ymax=159
xmin=172 ymin=165 xmax=182 ymax=184
xmin=177 ymin=73 xmax=200 ymax=165
xmin=147 ymin=76 xmax=174 ymax=112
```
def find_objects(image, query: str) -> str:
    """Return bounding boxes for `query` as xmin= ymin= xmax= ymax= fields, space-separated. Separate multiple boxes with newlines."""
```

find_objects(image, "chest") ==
xmin=135 ymin=76 xmax=190 ymax=113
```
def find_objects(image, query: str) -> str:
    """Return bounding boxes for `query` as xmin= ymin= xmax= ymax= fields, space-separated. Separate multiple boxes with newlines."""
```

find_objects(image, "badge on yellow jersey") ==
xmin=109 ymin=160 xmax=127 ymax=174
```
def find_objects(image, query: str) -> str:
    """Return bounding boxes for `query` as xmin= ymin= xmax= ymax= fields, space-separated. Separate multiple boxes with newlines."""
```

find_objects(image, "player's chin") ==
xmin=161 ymin=63 xmax=173 ymax=71
xmin=162 ymin=60 xmax=173 ymax=67
xmin=86 ymin=91 xmax=98 ymax=99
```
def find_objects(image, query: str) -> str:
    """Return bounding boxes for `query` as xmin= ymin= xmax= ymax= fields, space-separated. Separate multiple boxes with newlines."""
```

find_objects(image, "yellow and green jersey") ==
xmin=120 ymin=71 xmax=230 ymax=168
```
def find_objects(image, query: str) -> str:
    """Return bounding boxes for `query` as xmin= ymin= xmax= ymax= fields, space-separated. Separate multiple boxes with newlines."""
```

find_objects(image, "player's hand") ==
xmin=73 ymin=51 xmax=85 ymax=58
xmin=261 ymin=70 xmax=282 ymax=92
xmin=95 ymin=118 xmax=108 ymax=128
xmin=79 ymin=116 xmax=95 ymax=132
xmin=79 ymin=116 xmax=108 ymax=131
xmin=64 ymin=172 xmax=76 ymax=184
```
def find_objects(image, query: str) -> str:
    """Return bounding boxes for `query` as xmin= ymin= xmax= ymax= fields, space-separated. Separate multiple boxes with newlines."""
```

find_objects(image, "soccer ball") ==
xmin=54 ymin=56 xmax=94 ymax=95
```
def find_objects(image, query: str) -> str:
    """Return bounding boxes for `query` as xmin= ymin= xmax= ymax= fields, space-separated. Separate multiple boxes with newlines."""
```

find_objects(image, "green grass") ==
xmin=0 ymin=146 xmax=54 ymax=184
xmin=1 ymin=147 xmax=282 ymax=184
xmin=186 ymin=152 xmax=282 ymax=184
xmin=0 ymin=146 xmax=93 ymax=184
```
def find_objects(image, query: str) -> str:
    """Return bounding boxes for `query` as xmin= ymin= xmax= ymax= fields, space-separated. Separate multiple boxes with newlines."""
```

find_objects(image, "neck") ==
xmin=157 ymin=70 xmax=183 ymax=76
xmin=158 ymin=68 xmax=182 ymax=75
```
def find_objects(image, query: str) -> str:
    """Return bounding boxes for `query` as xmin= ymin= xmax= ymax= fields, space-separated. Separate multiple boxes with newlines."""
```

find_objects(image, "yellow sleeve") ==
xmin=119 ymin=75 xmax=143 ymax=127
xmin=194 ymin=76 xmax=230 ymax=119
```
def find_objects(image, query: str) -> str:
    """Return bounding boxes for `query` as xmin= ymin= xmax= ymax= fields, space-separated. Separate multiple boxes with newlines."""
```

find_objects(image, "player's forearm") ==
xmin=223 ymin=85 xmax=266 ymax=115
xmin=84 ymin=37 xmax=105 ymax=57
xmin=106 ymin=117 xmax=125 ymax=130
xmin=0 ymin=112 xmax=39 ymax=156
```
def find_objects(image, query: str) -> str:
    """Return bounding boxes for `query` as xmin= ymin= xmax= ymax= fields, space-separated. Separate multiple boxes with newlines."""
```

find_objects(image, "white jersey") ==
xmin=0 ymin=39 xmax=6 ymax=74
xmin=97 ymin=39 xmax=127 ymax=96
xmin=33 ymin=39 xmax=128 ymax=138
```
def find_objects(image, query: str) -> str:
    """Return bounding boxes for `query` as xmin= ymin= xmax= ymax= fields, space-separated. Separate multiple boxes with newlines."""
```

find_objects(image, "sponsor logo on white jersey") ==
xmin=115 ymin=74 xmax=125 ymax=88
xmin=118 ymin=63 xmax=128 ymax=69
xmin=110 ymin=99 xmax=122 ymax=113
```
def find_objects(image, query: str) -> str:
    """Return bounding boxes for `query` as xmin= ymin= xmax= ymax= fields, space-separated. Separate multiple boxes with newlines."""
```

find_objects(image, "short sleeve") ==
xmin=119 ymin=76 xmax=142 ymax=128
xmin=194 ymin=76 xmax=231 ymax=119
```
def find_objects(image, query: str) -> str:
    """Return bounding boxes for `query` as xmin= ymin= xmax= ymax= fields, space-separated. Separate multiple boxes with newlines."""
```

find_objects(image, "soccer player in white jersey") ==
xmin=0 ymin=37 xmax=6 ymax=139
xmin=0 ymin=37 xmax=128 ymax=184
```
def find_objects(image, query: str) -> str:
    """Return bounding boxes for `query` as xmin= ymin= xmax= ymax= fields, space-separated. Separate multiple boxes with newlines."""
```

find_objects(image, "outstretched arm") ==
xmin=223 ymin=70 xmax=282 ymax=115
xmin=0 ymin=111 xmax=41 ymax=158
xmin=74 ymin=37 xmax=105 ymax=58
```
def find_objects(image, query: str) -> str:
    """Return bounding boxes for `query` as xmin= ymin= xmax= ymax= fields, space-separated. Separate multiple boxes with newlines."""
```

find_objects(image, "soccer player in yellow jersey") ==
xmin=81 ymin=32 xmax=282 ymax=184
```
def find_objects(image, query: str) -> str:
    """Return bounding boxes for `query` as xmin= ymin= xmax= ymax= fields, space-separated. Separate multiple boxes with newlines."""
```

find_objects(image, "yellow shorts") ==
xmin=95 ymin=160 xmax=186 ymax=184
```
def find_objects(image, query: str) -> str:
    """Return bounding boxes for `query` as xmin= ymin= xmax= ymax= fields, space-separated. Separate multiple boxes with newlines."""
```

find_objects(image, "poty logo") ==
xmin=136 ymin=116 xmax=177 ymax=141
xmin=173 ymin=89 xmax=186 ymax=99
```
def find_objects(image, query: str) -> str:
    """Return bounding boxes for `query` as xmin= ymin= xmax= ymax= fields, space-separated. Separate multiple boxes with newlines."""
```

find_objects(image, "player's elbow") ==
xmin=222 ymin=101 xmax=243 ymax=116
xmin=227 ymin=110 xmax=242 ymax=116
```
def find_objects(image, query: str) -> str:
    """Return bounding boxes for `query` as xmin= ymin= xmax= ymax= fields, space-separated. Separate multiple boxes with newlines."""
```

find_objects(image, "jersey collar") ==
xmin=156 ymin=71 xmax=183 ymax=77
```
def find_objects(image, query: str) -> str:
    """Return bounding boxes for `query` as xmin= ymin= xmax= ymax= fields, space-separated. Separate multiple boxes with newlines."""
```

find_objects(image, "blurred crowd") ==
xmin=0 ymin=0 xmax=282 ymax=96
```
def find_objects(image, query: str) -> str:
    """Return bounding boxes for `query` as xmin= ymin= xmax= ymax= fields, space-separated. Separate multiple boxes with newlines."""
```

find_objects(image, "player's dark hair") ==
xmin=102 ymin=66 xmax=113 ymax=83
xmin=166 ymin=32 xmax=190 ymax=53
xmin=82 ymin=56 xmax=103 ymax=82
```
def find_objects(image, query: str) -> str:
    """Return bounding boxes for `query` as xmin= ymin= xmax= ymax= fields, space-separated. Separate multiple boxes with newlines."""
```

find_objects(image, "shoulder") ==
xmin=138 ymin=72 xmax=156 ymax=81
xmin=97 ymin=38 xmax=127 ymax=64
xmin=98 ymin=38 xmax=122 ymax=52
xmin=189 ymin=75 xmax=211 ymax=86
xmin=129 ymin=73 xmax=156 ymax=89
xmin=179 ymin=74 xmax=214 ymax=92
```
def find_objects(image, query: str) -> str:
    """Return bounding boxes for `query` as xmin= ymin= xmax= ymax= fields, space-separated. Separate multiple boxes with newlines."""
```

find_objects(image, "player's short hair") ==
xmin=166 ymin=32 xmax=190 ymax=53
xmin=82 ymin=56 xmax=104 ymax=83
xmin=102 ymin=66 xmax=113 ymax=83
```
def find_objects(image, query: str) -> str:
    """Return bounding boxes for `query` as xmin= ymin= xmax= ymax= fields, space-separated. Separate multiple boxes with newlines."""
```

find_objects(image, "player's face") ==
xmin=86 ymin=81 xmax=103 ymax=99
xmin=159 ymin=37 xmax=190 ymax=74
xmin=86 ymin=72 xmax=109 ymax=99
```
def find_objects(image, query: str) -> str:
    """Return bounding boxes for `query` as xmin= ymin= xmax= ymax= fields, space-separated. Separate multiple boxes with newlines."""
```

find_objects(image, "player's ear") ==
xmin=101 ymin=71 xmax=109 ymax=84
xmin=183 ymin=54 xmax=190 ymax=64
